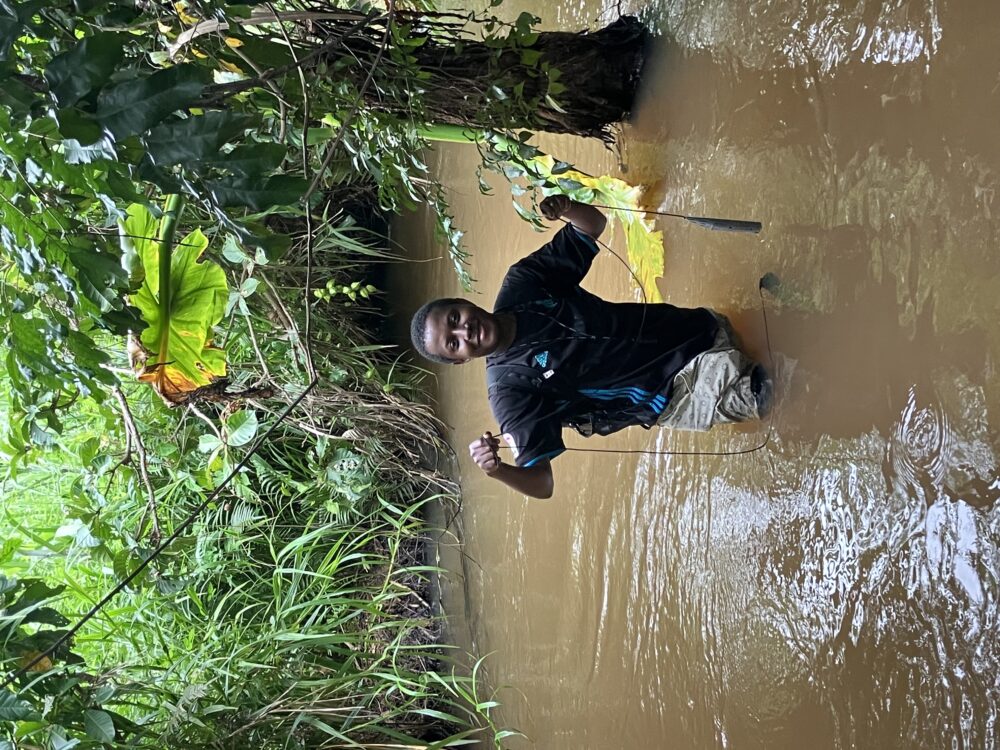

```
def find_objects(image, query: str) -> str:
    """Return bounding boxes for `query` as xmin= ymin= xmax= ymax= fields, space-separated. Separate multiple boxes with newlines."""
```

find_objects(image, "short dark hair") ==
xmin=410 ymin=298 xmax=464 ymax=364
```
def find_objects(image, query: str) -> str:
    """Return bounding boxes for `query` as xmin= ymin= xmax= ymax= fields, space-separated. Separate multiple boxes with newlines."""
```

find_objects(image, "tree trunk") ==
xmin=200 ymin=13 xmax=648 ymax=141
xmin=331 ymin=16 xmax=649 ymax=142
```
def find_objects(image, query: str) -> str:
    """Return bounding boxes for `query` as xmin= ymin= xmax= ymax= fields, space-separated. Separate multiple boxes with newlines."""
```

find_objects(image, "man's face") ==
xmin=423 ymin=300 xmax=499 ymax=363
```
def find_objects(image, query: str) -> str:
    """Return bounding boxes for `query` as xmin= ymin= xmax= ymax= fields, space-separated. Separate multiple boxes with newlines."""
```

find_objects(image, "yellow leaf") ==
xmin=224 ymin=37 xmax=244 ymax=48
xmin=533 ymin=153 xmax=555 ymax=171
xmin=19 ymin=651 xmax=53 ymax=673
xmin=137 ymin=354 xmax=225 ymax=405
xmin=532 ymin=161 xmax=664 ymax=301
xmin=174 ymin=1 xmax=199 ymax=25
xmin=218 ymin=60 xmax=244 ymax=75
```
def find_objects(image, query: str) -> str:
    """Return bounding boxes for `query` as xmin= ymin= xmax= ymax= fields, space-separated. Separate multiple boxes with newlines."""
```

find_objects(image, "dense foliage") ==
xmin=0 ymin=1 xmax=645 ymax=747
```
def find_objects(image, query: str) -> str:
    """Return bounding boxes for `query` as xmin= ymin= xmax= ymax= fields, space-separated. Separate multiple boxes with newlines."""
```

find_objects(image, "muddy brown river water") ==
xmin=390 ymin=1 xmax=1000 ymax=747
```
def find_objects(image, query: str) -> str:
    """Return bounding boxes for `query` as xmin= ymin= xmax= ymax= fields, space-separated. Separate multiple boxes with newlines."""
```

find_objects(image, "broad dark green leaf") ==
xmin=96 ymin=64 xmax=207 ymax=140
xmin=66 ymin=329 xmax=116 ymax=386
xmin=106 ymin=168 xmax=143 ymax=203
xmin=0 ymin=690 xmax=40 ymax=722
xmin=135 ymin=158 xmax=183 ymax=192
xmin=16 ymin=579 xmax=65 ymax=606
xmin=55 ymin=107 xmax=102 ymax=144
xmin=200 ymin=142 xmax=287 ymax=176
xmin=45 ymin=32 xmax=126 ymax=108
xmin=207 ymin=175 xmax=308 ymax=210
xmin=0 ymin=75 xmax=34 ymax=116
xmin=144 ymin=111 xmax=256 ymax=167
xmin=95 ymin=306 xmax=144 ymax=335
xmin=21 ymin=605 xmax=68 ymax=626
xmin=66 ymin=246 xmax=128 ymax=312
xmin=225 ymin=410 xmax=258 ymax=447
xmin=24 ymin=114 xmax=57 ymax=139
xmin=0 ymin=1 xmax=49 ymax=61
xmin=62 ymin=136 xmax=117 ymax=165
xmin=556 ymin=177 xmax=585 ymax=191
xmin=83 ymin=708 xmax=116 ymax=743
xmin=226 ymin=35 xmax=294 ymax=68
xmin=0 ymin=14 xmax=20 ymax=63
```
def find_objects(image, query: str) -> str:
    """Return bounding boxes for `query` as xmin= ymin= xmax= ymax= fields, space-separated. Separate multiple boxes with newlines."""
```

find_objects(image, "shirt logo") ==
xmin=533 ymin=351 xmax=549 ymax=368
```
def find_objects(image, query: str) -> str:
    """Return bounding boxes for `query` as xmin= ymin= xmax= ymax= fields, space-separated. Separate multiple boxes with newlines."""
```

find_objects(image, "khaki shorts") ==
xmin=656 ymin=312 xmax=759 ymax=431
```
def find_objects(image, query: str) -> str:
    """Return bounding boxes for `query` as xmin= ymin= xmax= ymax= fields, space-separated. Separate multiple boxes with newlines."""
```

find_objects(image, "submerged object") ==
xmin=685 ymin=215 xmax=763 ymax=233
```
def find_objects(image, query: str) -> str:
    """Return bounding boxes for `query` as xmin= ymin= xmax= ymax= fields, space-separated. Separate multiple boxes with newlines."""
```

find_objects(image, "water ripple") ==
xmin=889 ymin=385 xmax=953 ymax=504
xmin=639 ymin=0 xmax=942 ymax=73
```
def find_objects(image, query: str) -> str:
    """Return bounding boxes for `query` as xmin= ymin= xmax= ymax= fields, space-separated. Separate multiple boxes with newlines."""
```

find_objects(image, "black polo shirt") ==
xmin=486 ymin=225 xmax=718 ymax=467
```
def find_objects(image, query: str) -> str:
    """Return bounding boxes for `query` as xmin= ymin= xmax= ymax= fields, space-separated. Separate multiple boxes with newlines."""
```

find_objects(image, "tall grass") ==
xmin=0 ymin=211 xmax=511 ymax=748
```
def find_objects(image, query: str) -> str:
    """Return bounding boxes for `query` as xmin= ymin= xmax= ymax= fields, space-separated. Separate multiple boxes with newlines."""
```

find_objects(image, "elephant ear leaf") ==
xmin=127 ymin=205 xmax=228 ymax=404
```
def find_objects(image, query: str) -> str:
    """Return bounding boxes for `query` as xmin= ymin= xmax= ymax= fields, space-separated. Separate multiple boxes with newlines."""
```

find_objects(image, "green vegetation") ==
xmin=0 ymin=1 xmax=645 ymax=747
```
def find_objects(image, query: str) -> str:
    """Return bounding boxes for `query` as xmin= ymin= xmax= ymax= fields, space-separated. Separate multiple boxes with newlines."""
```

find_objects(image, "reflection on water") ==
xmin=648 ymin=0 xmax=943 ymax=72
xmin=394 ymin=0 xmax=1000 ymax=747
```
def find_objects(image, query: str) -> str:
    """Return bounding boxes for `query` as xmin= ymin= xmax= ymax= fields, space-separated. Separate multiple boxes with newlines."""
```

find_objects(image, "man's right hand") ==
xmin=469 ymin=431 xmax=502 ymax=475
xmin=538 ymin=196 xmax=606 ymax=239
xmin=540 ymin=194 xmax=572 ymax=221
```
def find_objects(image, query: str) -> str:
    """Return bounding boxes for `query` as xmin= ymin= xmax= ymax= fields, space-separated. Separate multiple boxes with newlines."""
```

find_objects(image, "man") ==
xmin=410 ymin=196 xmax=771 ymax=499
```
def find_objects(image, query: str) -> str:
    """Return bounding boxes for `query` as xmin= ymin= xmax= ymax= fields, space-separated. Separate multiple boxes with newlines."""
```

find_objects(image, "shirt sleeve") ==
xmin=489 ymin=387 xmax=566 ymax=468
xmin=503 ymin=225 xmax=600 ymax=298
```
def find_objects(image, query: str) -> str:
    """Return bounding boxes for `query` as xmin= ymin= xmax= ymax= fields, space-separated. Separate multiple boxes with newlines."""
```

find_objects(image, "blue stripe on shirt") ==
xmin=524 ymin=448 xmax=566 ymax=467
xmin=580 ymin=387 xmax=669 ymax=415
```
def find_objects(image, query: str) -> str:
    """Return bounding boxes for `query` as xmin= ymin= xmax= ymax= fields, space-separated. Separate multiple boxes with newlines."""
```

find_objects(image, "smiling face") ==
xmin=422 ymin=300 xmax=500 ymax=363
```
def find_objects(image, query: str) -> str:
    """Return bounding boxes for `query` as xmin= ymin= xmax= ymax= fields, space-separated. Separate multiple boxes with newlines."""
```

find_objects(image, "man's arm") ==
xmin=469 ymin=432 xmax=555 ymax=499
xmin=540 ymin=196 xmax=607 ymax=240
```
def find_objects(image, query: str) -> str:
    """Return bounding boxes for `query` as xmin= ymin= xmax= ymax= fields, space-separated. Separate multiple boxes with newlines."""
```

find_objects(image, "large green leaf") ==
xmin=96 ymin=64 xmax=207 ymax=140
xmin=45 ymin=32 xmax=126 ymax=108
xmin=206 ymin=175 xmax=308 ymax=210
xmin=54 ymin=107 xmax=103 ymax=145
xmin=143 ymin=111 xmax=256 ymax=167
xmin=126 ymin=204 xmax=228 ymax=404
xmin=225 ymin=410 xmax=258 ymax=447
xmin=0 ymin=2 xmax=60 ymax=61
xmin=66 ymin=244 xmax=130 ymax=313
xmin=0 ymin=17 xmax=17 ymax=63
xmin=83 ymin=709 xmax=116 ymax=743
xmin=0 ymin=71 xmax=35 ymax=115
xmin=199 ymin=142 xmax=287 ymax=177
xmin=0 ymin=690 xmax=41 ymax=722
xmin=118 ymin=201 xmax=157 ymax=285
